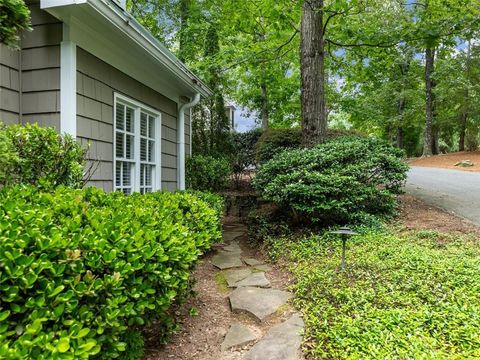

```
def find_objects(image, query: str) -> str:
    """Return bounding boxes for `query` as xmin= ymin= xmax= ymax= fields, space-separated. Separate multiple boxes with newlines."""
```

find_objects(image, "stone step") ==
xmin=229 ymin=287 xmax=292 ymax=321
xmin=221 ymin=323 xmax=256 ymax=351
xmin=212 ymin=251 xmax=243 ymax=269
xmin=243 ymin=314 xmax=304 ymax=360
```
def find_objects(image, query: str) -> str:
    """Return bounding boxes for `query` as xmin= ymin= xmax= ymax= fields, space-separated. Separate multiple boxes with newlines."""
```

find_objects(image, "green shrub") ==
xmin=255 ymin=128 xmax=301 ymax=164
xmin=118 ymin=330 xmax=144 ymax=360
xmin=0 ymin=129 xmax=19 ymax=182
xmin=0 ymin=186 xmax=222 ymax=359
xmin=0 ymin=0 xmax=31 ymax=49
xmin=253 ymin=136 xmax=409 ymax=225
xmin=186 ymin=155 xmax=232 ymax=192
xmin=231 ymin=129 xmax=262 ymax=186
xmin=0 ymin=123 xmax=86 ymax=189
xmin=255 ymin=128 xmax=363 ymax=164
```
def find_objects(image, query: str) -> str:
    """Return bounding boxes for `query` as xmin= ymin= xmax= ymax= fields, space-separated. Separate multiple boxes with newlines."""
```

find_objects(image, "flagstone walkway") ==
xmin=143 ymin=221 xmax=304 ymax=360
xmin=216 ymin=223 xmax=305 ymax=360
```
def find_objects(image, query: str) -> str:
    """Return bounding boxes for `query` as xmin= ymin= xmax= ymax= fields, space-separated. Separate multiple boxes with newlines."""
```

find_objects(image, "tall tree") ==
xmin=300 ymin=0 xmax=326 ymax=147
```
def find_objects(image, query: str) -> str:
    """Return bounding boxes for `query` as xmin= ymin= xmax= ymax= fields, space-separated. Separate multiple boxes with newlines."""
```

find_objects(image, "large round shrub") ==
xmin=186 ymin=155 xmax=232 ymax=192
xmin=253 ymin=136 xmax=409 ymax=224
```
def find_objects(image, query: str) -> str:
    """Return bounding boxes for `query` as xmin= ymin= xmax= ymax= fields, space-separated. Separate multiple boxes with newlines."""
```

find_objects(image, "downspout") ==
xmin=177 ymin=93 xmax=200 ymax=190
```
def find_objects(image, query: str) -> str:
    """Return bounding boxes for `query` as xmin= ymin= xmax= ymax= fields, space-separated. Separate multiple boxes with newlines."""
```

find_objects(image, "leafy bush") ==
xmin=0 ymin=0 xmax=31 ymax=49
xmin=0 ymin=129 xmax=19 ymax=182
xmin=255 ymin=128 xmax=363 ymax=164
xmin=118 ymin=330 xmax=144 ymax=360
xmin=255 ymin=128 xmax=301 ymax=164
xmin=0 ymin=186 xmax=222 ymax=359
xmin=186 ymin=155 xmax=232 ymax=192
xmin=0 ymin=123 xmax=87 ymax=189
xmin=231 ymin=129 xmax=262 ymax=186
xmin=266 ymin=229 xmax=480 ymax=359
xmin=253 ymin=136 xmax=408 ymax=225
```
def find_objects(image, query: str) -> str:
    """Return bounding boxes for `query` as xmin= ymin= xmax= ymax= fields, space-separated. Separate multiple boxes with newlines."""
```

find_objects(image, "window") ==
xmin=114 ymin=94 xmax=161 ymax=194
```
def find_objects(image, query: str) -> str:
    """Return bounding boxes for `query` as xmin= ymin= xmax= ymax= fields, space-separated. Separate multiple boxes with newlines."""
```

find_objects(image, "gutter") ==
xmin=177 ymin=93 xmax=200 ymax=190
xmin=88 ymin=0 xmax=212 ymax=97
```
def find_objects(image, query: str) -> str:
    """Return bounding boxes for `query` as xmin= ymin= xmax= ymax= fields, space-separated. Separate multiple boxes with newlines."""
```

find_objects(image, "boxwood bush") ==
xmin=0 ymin=186 xmax=222 ymax=359
xmin=0 ymin=123 xmax=86 ymax=189
xmin=253 ymin=136 xmax=409 ymax=225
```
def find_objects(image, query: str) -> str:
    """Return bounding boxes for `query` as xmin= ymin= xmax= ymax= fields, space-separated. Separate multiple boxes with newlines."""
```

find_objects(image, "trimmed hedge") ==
xmin=253 ymin=136 xmax=408 ymax=225
xmin=0 ymin=186 xmax=222 ymax=359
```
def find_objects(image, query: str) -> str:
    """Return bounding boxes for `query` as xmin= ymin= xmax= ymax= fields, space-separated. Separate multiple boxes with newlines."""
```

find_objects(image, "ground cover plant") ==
xmin=0 ymin=186 xmax=222 ymax=359
xmin=253 ymin=136 xmax=409 ymax=225
xmin=265 ymin=228 xmax=480 ymax=359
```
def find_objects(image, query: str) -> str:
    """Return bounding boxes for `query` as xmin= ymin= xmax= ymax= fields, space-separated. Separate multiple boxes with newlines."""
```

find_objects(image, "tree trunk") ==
xmin=459 ymin=113 xmax=467 ymax=151
xmin=178 ymin=0 xmax=190 ymax=63
xmin=459 ymin=40 xmax=471 ymax=152
xmin=423 ymin=47 xmax=435 ymax=156
xmin=300 ymin=0 xmax=326 ymax=147
xmin=260 ymin=78 xmax=269 ymax=130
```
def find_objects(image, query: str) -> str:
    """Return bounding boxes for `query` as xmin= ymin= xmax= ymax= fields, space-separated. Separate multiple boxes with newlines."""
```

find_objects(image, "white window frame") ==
xmin=113 ymin=93 xmax=162 ymax=193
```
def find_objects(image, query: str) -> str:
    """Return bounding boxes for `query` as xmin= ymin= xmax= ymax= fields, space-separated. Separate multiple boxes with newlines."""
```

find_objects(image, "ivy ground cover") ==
xmin=267 ymin=229 xmax=480 ymax=359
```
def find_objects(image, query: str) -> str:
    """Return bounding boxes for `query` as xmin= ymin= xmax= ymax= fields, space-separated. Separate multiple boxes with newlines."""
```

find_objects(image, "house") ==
xmin=0 ymin=0 xmax=211 ymax=193
xmin=225 ymin=104 xmax=236 ymax=131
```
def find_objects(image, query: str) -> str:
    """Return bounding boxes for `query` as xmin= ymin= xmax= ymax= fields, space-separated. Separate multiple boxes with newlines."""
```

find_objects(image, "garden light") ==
xmin=330 ymin=227 xmax=358 ymax=271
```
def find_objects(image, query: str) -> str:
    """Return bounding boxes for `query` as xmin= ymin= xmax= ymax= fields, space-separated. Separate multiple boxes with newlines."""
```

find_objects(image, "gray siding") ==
xmin=21 ymin=1 xmax=61 ymax=127
xmin=76 ymin=47 xmax=181 ymax=191
xmin=0 ymin=44 xmax=20 ymax=124
xmin=0 ymin=1 xmax=61 ymax=127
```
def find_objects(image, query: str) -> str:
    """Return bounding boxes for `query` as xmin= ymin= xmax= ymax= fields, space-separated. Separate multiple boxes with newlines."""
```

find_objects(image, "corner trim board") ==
xmin=60 ymin=24 xmax=77 ymax=137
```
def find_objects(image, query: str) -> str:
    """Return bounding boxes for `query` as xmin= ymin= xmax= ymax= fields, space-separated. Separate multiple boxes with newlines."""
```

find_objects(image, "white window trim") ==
xmin=113 ymin=93 xmax=162 ymax=193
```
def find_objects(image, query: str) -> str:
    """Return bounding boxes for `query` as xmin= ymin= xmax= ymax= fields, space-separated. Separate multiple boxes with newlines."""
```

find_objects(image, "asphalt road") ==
xmin=405 ymin=166 xmax=480 ymax=226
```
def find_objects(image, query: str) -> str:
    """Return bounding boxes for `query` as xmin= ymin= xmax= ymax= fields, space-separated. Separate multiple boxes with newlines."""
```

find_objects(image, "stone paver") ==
xmin=223 ymin=231 xmax=245 ymax=242
xmin=225 ymin=268 xmax=252 ymax=287
xmin=223 ymin=242 xmax=243 ymax=254
xmin=243 ymin=314 xmax=304 ymax=360
xmin=212 ymin=251 xmax=243 ymax=269
xmin=234 ymin=272 xmax=270 ymax=288
xmin=221 ymin=323 xmax=256 ymax=351
xmin=253 ymin=264 xmax=272 ymax=272
xmin=229 ymin=287 xmax=292 ymax=321
xmin=243 ymin=258 xmax=264 ymax=266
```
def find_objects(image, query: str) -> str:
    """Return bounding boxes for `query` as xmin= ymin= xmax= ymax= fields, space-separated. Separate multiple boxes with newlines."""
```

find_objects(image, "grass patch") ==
xmin=268 ymin=228 xmax=480 ymax=359
xmin=215 ymin=271 xmax=229 ymax=293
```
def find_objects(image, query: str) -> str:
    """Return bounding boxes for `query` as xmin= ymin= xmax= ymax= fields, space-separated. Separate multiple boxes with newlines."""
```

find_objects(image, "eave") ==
xmin=41 ymin=0 xmax=212 ymax=103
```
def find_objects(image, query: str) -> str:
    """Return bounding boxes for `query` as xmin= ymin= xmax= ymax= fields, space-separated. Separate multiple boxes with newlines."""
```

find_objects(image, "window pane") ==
xmin=148 ymin=116 xmax=155 ymax=138
xmin=140 ymin=138 xmax=147 ymax=161
xmin=141 ymin=113 xmax=147 ymax=136
xmin=122 ymin=162 xmax=132 ymax=186
xmin=116 ymin=104 xmax=124 ymax=130
xmin=145 ymin=165 xmax=152 ymax=186
xmin=126 ymin=107 xmax=134 ymax=132
xmin=115 ymin=162 xmax=122 ymax=186
xmin=123 ymin=188 xmax=131 ymax=195
xmin=116 ymin=132 xmax=124 ymax=158
xmin=148 ymin=140 xmax=155 ymax=162
xmin=140 ymin=164 xmax=145 ymax=186
xmin=126 ymin=135 xmax=134 ymax=159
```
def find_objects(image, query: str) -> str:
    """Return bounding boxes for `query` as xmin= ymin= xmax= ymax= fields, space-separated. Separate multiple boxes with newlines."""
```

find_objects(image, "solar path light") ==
xmin=330 ymin=227 xmax=358 ymax=272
